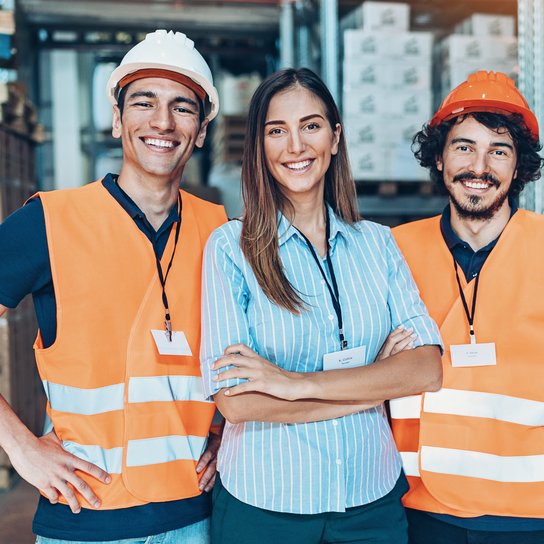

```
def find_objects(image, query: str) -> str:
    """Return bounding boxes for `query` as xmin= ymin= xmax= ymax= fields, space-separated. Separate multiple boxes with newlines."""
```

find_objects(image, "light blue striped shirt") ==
xmin=201 ymin=209 xmax=442 ymax=514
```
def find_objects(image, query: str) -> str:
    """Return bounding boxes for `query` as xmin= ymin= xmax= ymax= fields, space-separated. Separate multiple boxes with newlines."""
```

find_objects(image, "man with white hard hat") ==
xmin=0 ymin=30 xmax=226 ymax=543
xmin=390 ymin=71 xmax=544 ymax=543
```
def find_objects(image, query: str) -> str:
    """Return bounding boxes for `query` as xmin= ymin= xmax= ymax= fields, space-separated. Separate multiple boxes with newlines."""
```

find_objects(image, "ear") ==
xmin=436 ymin=155 xmax=443 ymax=172
xmin=331 ymin=123 xmax=341 ymax=156
xmin=195 ymin=118 xmax=209 ymax=149
xmin=112 ymin=105 xmax=122 ymax=139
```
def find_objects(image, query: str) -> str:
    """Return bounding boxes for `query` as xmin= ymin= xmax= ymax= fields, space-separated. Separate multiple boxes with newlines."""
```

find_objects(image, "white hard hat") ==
xmin=107 ymin=30 xmax=219 ymax=122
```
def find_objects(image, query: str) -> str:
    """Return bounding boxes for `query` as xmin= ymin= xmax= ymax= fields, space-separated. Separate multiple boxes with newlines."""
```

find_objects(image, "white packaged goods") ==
xmin=343 ymin=89 xmax=432 ymax=118
xmin=341 ymin=1 xmax=409 ymax=32
xmin=349 ymin=144 xmax=387 ymax=180
xmin=454 ymin=14 xmax=515 ymax=37
xmin=343 ymin=59 xmax=431 ymax=90
xmin=345 ymin=115 xmax=425 ymax=147
xmin=438 ymin=35 xmax=518 ymax=64
xmin=388 ymin=143 xmax=428 ymax=181
xmin=217 ymin=72 xmax=262 ymax=115
xmin=344 ymin=30 xmax=433 ymax=60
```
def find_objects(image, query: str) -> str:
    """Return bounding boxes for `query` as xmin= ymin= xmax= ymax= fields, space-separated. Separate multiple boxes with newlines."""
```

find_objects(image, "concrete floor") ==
xmin=0 ymin=478 xmax=38 ymax=544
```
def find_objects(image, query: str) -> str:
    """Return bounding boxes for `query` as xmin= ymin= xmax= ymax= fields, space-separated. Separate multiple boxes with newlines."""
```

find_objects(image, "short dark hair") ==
xmin=115 ymin=82 xmax=205 ymax=124
xmin=412 ymin=112 xmax=543 ymax=198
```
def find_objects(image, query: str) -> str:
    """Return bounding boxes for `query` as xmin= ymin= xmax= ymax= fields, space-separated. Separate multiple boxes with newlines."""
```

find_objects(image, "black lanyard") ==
xmin=295 ymin=209 xmax=347 ymax=351
xmin=155 ymin=193 xmax=182 ymax=342
xmin=453 ymin=258 xmax=480 ymax=344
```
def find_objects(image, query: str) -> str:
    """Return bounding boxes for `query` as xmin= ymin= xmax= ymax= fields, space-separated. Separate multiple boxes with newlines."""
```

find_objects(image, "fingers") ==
xmin=54 ymin=478 xmax=83 ymax=514
xmin=224 ymin=343 xmax=254 ymax=357
xmin=196 ymin=450 xmax=213 ymax=473
xmin=390 ymin=333 xmax=416 ymax=355
xmin=223 ymin=382 xmax=257 ymax=396
xmin=213 ymin=367 xmax=253 ymax=383
xmin=380 ymin=326 xmax=414 ymax=359
xmin=74 ymin=459 xmax=111 ymax=485
xmin=198 ymin=461 xmax=217 ymax=492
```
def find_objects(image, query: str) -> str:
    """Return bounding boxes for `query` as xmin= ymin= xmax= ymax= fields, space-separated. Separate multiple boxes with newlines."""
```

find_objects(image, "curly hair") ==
xmin=412 ymin=112 xmax=543 ymax=198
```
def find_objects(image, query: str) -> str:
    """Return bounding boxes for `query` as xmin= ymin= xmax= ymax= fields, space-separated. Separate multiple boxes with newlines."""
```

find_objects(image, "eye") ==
xmin=492 ymin=149 xmax=508 ymax=156
xmin=267 ymin=127 xmax=285 ymax=136
xmin=132 ymin=101 xmax=153 ymax=108
xmin=174 ymin=106 xmax=195 ymax=115
xmin=455 ymin=145 xmax=470 ymax=152
xmin=304 ymin=122 xmax=320 ymax=131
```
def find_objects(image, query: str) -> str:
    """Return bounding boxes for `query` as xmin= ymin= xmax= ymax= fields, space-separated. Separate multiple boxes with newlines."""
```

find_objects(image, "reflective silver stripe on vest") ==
xmin=421 ymin=446 xmax=544 ymax=483
xmin=128 ymin=376 xmax=213 ymax=404
xmin=423 ymin=389 xmax=544 ymax=427
xmin=400 ymin=451 xmax=420 ymax=477
xmin=62 ymin=441 xmax=123 ymax=474
xmin=126 ymin=435 xmax=207 ymax=467
xmin=43 ymin=381 xmax=125 ymax=415
xmin=389 ymin=394 xmax=422 ymax=419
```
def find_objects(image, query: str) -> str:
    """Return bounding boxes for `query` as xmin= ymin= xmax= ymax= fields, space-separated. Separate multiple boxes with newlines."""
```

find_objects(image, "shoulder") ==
xmin=181 ymin=190 xmax=226 ymax=218
xmin=392 ymin=216 xmax=440 ymax=247
xmin=350 ymin=218 xmax=392 ymax=245
xmin=517 ymin=209 xmax=544 ymax=230
xmin=205 ymin=220 xmax=243 ymax=258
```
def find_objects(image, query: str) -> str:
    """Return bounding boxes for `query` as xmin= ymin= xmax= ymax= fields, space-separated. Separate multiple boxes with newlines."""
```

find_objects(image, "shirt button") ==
xmin=328 ymin=314 xmax=335 ymax=320
xmin=332 ymin=420 xmax=338 ymax=426
xmin=336 ymin=459 xmax=342 ymax=465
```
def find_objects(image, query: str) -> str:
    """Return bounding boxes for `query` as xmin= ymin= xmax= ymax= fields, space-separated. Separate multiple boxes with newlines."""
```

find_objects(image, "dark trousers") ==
xmin=407 ymin=508 xmax=544 ymax=544
xmin=211 ymin=473 xmax=409 ymax=544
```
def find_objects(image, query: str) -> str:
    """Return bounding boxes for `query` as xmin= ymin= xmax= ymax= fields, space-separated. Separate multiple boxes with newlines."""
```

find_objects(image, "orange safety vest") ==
xmin=35 ymin=180 xmax=226 ymax=509
xmin=391 ymin=210 xmax=544 ymax=518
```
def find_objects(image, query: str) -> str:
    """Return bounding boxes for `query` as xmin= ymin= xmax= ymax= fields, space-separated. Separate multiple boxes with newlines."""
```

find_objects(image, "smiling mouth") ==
xmin=283 ymin=159 xmax=314 ymax=171
xmin=460 ymin=180 xmax=495 ymax=190
xmin=142 ymin=137 xmax=179 ymax=149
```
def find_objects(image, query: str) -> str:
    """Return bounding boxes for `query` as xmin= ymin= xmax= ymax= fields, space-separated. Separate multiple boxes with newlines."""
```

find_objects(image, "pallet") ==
xmin=356 ymin=179 xmax=435 ymax=197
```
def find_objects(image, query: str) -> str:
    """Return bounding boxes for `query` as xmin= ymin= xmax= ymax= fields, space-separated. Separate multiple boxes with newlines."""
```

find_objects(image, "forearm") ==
xmin=295 ymin=345 xmax=442 ymax=402
xmin=215 ymin=390 xmax=379 ymax=424
xmin=0 ymin=394 xmax=35 ymax=459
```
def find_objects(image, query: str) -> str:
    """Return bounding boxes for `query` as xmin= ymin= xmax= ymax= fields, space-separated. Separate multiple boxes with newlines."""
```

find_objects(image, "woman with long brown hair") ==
xmin=200 ymin=68 xmax=442 ymax=544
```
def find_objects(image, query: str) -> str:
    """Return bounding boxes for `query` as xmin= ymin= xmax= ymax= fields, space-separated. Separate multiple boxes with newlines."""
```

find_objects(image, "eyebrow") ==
xmin=450 ymin=137 xmax=514 ymax=151
xmin=127 ymin=90 xmax=199 ymax=109
xmin=264 ymin=113 xmax=325 ymax=127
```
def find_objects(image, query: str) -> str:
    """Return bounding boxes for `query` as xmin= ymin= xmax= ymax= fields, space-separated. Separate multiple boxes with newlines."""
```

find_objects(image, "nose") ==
xmin=287 ymin=130 xmax=306 ymax=154
xmin=150 ymin=104 xmax=175 ymax=132
xmin=469 ymin=149 xmax=489 ymax=176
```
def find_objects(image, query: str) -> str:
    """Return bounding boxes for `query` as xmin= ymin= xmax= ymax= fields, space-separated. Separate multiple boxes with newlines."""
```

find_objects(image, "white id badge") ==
xmin=450 ymin=342 xmax=496 ymax=367
xmin=323 ymin=345 xmax=366 ymax=371
xmin=151 ymin=330 xmax=193 ymax=356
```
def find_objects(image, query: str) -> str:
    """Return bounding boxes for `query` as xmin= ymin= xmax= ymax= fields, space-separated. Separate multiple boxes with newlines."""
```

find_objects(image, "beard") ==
xmin=447 ymin=171 xmax=510 ymax=221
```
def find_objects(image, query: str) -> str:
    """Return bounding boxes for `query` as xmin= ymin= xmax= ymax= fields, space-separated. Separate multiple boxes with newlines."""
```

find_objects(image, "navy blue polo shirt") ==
xmin=0 ymin=174 xmax=211 ymax=541
xmin=417 ymin=202 xmax=544 ymax=533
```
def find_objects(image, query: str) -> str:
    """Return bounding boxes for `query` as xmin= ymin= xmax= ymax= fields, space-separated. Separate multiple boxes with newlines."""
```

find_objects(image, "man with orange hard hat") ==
xmin=390 ymin=71 xmax=544 ymax=543
xmin=0 ymin=30 xmax=226 ymax=543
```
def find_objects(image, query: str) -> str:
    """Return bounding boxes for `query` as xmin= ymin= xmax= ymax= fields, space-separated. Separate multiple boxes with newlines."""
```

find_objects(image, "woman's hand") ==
xmin=212 ymin=343 xmax=308 ymax=401
xmin=376 ymin=326 xmax=416 ymax=361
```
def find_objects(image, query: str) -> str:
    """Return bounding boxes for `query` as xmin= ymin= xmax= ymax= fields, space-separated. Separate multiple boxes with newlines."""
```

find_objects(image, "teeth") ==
xmin=464 ymin=181 xmax=490 ymax=189
xmin=144 ymin=138 xmax=175 ymax=148
xmin=285 ymin=160 xmax=312 ymax=170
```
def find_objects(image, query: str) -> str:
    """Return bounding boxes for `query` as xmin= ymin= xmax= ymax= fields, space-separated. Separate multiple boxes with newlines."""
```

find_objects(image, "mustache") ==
xmin=452 ymin=171 xmax=500 ymax=186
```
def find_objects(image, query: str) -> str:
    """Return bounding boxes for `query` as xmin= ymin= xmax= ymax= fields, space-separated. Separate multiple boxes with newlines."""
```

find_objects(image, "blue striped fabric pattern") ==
xmin=200 ymin=208 xmax=442 ymax=514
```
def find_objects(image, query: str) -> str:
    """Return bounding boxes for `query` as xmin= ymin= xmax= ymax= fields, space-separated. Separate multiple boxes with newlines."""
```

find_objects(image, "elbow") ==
xmin=214 ymin=393 xmax=247 ymax=424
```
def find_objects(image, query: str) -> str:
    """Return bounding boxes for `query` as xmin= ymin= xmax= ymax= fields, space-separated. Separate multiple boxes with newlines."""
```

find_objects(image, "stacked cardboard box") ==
xmin=436 ymin=14 xmax=517 ymax=106
xmin=0 ymin=126 xmax=44 ymax=489
xmin=342 ymin=2 xmax=431 ymax=181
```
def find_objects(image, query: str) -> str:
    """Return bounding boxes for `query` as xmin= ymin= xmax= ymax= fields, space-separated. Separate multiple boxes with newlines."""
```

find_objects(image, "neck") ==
xmin=117 ymin=170 xmax=180 ymax=231
xmin=288 ymin=191 xmax=327 ymax=256
xmin=449 ymin=200 xmax=511 ymax=251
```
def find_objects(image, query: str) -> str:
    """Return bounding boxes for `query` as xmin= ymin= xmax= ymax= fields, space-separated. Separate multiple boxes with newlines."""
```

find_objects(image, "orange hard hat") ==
xmin=431 ymin=71 xmax=539 ymax=140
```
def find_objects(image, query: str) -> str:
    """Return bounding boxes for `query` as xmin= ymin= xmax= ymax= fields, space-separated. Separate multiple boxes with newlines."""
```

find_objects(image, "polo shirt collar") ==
xmin=440 ymin=198 xmax=519 ymax=252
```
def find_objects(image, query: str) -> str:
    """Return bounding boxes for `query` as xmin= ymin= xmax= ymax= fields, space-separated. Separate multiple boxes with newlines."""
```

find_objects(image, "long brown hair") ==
xmin=240 ymin=68 xmax=359 ymax=313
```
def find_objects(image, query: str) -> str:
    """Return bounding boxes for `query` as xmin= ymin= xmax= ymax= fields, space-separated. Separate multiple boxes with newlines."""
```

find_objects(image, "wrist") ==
xmin=289 ymin=371 xmax=319 ymax=400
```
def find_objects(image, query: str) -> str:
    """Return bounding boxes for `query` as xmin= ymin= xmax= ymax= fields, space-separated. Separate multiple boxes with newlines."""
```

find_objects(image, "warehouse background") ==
xmin=0 ymin=1 xmax=542 ymax=542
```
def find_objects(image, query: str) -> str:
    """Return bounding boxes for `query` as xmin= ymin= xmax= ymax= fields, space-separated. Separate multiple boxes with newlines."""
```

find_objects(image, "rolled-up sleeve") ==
xmin=385 ymin=229 xmax=443 ymax=353
xmin=200 ymin=225 xmax=252 ymax=399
